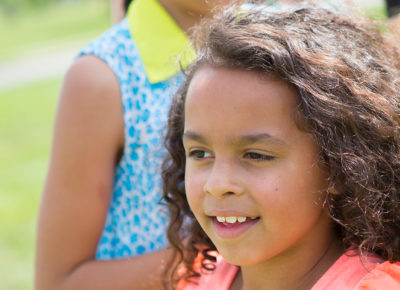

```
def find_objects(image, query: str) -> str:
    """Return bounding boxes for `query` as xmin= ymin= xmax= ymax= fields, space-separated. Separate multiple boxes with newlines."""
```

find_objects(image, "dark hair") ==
xmin=124 ymin=0 xmax=133 ymax=12
xmin=386 ymin=0 xmax=400 ymax=17
xmin=162 ymin=4 xmax=400 ymax=287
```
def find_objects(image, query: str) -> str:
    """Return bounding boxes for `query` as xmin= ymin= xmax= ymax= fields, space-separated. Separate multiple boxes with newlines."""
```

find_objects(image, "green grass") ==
xmin=0 ymin=78 xmax=61 ymax=289
xmin=0 ymin=0 xmax=110 ymax=61
xmin=0 ymin=1 xmax=110 ymax=288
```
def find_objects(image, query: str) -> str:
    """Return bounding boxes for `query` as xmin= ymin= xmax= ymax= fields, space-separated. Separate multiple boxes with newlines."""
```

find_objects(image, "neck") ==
xmin=157 ymin=0 xmax=203 ymax=35
xmin=237 ymin=225 xmax=342 ymax=290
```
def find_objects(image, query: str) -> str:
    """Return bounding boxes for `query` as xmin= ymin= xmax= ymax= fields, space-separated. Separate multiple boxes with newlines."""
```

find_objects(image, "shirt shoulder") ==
xmin=312 ymin=251 xmax=383 ymax=290
xmin=356 ymin=261 xmax=400 ymax=290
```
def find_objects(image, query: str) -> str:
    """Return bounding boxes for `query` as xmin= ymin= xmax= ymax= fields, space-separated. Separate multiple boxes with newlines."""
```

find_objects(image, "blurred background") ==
xmin=0 ymin=1 xmax=110 ymax=289
xmin=0 ymin=0 xmax=388 ymax=289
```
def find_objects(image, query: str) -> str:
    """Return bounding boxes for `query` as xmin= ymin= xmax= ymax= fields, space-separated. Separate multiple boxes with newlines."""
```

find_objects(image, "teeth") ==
xmin=216 ymin=216 xmax=250 ymax=223
xmin=237 ymin=216 xmax=246 ymax=223
xmin=216 ymin=216 xmax=226 ymax=222
xmin=225 ymin=216 xmax=237 ymax=223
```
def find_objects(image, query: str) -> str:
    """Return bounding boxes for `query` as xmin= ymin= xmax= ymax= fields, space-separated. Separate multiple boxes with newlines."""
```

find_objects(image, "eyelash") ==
xmin=188 ymin=150 xmax=212 ymax=159
xmin=244 ymin=152 xmax=275 ymax=161
xmin=187 ymin=150 xmax=275 ymax=162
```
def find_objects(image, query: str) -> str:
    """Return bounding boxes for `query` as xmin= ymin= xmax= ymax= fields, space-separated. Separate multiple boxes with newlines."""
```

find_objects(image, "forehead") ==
xmin=186 ymin=66 xmax=297 ymax=112
xmin=184 ymin=66 xmax=301 ymax=141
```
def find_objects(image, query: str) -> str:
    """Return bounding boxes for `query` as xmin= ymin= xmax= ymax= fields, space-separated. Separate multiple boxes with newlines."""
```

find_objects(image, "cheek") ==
xmin=250 ymin=173 xmax=286 ymax=208
xmin=184 ymin=165 xmax=205 ymax=214
xmin=252 ymin=161 xmax=327 ymax=216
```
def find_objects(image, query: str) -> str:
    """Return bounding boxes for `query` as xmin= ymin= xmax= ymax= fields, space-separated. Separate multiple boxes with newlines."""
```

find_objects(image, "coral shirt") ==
xmin=178 ymin=253 xmax=400 ymax=289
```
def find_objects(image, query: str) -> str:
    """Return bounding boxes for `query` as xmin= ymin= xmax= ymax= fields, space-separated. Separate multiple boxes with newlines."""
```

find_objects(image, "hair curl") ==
xmin=162 ymin=4 xmax=400 ymax=288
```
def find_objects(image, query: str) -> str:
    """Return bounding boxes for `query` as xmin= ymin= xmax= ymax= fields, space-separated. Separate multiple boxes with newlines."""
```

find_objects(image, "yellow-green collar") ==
xmin=127 ymin=0 xmax=195 ymax=83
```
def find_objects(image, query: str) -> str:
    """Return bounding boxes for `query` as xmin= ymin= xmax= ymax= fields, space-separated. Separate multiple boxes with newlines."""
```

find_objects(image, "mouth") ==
xmin=211 ymin=215 xmax=260 ymax=239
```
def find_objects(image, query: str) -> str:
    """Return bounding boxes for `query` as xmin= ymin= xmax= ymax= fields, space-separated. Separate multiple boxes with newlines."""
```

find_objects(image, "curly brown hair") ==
xmin=161 ymin=4 xmax=400 ymax=287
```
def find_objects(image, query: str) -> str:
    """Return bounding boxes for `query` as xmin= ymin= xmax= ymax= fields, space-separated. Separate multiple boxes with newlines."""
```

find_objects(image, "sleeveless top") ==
xmin=79 ymin=18 xmax=184 ymax=259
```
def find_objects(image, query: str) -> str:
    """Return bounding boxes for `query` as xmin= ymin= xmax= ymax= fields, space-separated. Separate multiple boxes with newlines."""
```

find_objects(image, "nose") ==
xmin=203 ymin=159 xmax=244 ymax=199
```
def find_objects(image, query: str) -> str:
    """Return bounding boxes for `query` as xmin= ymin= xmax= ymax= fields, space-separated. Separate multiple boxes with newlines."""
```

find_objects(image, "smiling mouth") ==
xmin=211 ymin=216 xmax=260 ymax=239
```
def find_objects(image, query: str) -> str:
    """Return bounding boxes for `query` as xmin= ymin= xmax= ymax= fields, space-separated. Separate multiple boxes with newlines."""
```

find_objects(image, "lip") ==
xmin=211 ymin=216 xmax=260 ymax=239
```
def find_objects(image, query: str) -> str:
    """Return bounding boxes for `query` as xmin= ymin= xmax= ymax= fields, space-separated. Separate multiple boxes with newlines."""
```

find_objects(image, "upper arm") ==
xmin=35 ymin=55 xmax=124 ymax=288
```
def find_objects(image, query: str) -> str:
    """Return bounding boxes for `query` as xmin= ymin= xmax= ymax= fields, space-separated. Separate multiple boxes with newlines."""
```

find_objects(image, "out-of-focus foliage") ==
xmin=0 ymin=0 xmax=95 ymax=13
xmin=0 ymin=0 xmax=109 ymax=61
xmin=0 ymin=0 xmax=62 ymax=8
xmin=0 ymin=78 xmax=61 ymax=290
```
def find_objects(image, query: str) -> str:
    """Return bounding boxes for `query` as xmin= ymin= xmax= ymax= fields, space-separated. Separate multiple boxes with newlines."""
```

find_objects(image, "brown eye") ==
xmin=188 ymin=150 xmax=212 ymax=159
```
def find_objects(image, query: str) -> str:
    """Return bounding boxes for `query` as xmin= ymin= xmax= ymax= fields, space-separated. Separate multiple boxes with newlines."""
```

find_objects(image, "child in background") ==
xmin=35 ymin=0 xmax=242 ymax=289
xmin=162 ymin=5 xmax=400 ymax=289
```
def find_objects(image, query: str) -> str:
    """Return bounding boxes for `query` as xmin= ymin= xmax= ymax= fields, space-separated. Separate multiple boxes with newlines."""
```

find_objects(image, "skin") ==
xmin=183 ymin=66 xmax=342 ymax=290
xmin=110 ymin=0 xmax=127 ymax=24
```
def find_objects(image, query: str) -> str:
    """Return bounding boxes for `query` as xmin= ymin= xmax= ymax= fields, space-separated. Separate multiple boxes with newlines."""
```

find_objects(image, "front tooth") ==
xmin=216 ymin=216 xmax=226 ymax=222
xmin=225 ymin=216 xmax=237 ymax=223
xmin=237 ymin=216 xmax=246 ymax=223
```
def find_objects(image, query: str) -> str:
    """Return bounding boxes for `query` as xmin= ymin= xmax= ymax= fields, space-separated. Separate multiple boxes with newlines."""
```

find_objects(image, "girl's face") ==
xmin=183 ymin=66 xmax=335 ymax=267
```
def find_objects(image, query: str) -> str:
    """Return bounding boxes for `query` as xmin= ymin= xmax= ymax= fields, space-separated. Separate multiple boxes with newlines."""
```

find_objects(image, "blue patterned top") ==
xmin=79 ymin=19 xmax=184 ymax=259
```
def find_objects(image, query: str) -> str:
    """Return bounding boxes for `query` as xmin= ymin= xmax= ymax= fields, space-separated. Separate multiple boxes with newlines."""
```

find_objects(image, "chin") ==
xmin=217 ymin=246 xmax=260 ymax=266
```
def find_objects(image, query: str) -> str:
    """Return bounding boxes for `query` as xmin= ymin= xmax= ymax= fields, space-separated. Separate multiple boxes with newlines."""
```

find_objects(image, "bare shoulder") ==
xmin=57 ymin=54 xmax=124 ymax=149
xmin=46 ymin=54 xmax=125 ymax=196
xmin=45 ymin=53 xmax=125 ymax=200
xmin=62 ymin=54 xmax=121 ymax=105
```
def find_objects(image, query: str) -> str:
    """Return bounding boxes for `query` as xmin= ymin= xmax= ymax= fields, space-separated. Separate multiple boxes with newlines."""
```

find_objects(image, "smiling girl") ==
xmin=162 ymin=5 xmax=400 ymax=290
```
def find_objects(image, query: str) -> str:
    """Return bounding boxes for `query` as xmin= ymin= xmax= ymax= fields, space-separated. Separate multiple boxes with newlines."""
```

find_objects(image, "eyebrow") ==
xmin=182 ymin=131 xmax=287 ymax=146
xmin=183 ymin=131 xmax=206 ymax=143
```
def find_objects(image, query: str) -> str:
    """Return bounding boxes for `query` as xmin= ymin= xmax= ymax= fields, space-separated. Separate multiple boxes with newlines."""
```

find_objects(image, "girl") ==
xmin=162 ymin=5 xmax=400 ymax=289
